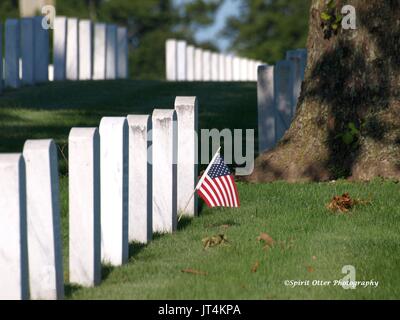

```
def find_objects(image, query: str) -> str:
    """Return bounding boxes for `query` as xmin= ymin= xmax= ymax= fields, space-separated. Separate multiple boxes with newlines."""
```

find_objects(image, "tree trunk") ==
xmin=249 ymin=0 xmax=400 ymax=183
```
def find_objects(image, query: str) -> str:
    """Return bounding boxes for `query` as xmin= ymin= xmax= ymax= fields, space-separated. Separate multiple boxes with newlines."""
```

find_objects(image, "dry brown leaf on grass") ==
xmin=181 ymin=269 xmax=208 ymax=276
xmin=306 ymin=266 xmax=315 ymax=273
xmin=257 ymin=233 xmax=275 ymax=249
xmin=251 ymin=261 xmax=260 ymax=273
xmin=326 ymin=192 xmax=371 ymax=213
xmin=202 ymin=234 xmax=229 ymax=249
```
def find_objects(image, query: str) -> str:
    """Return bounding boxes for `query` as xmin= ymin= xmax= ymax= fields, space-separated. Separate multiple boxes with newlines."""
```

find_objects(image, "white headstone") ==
xmin=186 ymin=45 xmax=195 ymax=81
xmin=175 ymin=97 xmax=198 ymax=217
xmin=5 ymin=19 xmax=20 ymax=88
xmin=106 ymin=24 xmax=117 ymax=80
xmin=176 ymin=40 xmax=187 ymax=81
xmin=23 ymin=140 xmax=64 ymax=300
xmin=202 ymin=50 xmax=211 ymax=81
xmin=218 ymin=54 xmax=225 ymax=81
xmin=66 ymin=18 xmax=79 ymax=81
xmin=127 ymin=115 xmax=152 ymax=243
xmin=53 ymin=16 xmax=67 ymax=81
xmin=93 ymin=23 xmax=106 ymax=80
xmin=69 ymin=128 xmax=101 ymax=287
xmin=152 ymin=109 xmax=178 ymax=233
xmin=21 ymin=18 xmax=35 ymax=85
xmin=117 ymin=27 xmax=128 ymax=79
xmin=0 ymin=154 xmax=29 ymax=300
xmin=99 ymin=117 xmax=129 ymax=266
xmin=286 ymin=49 xmax=308 ymax=113
xmin=257 ymin=65 xmax=275 ymax=153
xmin=194 ymin=48 xmax=203 ymax=81
xmin=79 ymin=20 xmax=92 ymax=80
xmin=48 ymin=64 xmax=54 ymax=81
xmin=166 ymin=39 xmax=177 ymax=81
xmin=240 ymin=58 xmax=248 ymax=81
xmin=232 ymin=56 xmax=241 ymax=82
xmin=274 ymin=60 xmax=295 ymax=141
xmin=225 ymin=55 xmax=233 ymax=81
xmin=211 ymin=52 xmax=219 ymax=81
xmin=247 ymin=59 xmax=254 ymax=82
xmin=34 ymin=16 xmax=49 ymax=83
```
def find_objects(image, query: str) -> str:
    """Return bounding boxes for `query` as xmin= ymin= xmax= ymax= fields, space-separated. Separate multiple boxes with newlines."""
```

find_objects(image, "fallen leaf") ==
xmin=312 ymin=256 xmax=317 ymax=261
xmin=326 ymin=192 xmax=371 ymax=213
xmin=251 ymin=261 xmax=260 ymax=273
xmin=202 ymin=234 xmax=229 ymax=249
xmin=306 ymin=266 xmax=315 ymax=273
xmin=181 ymin=269 xmax=208 ymax=276
xmin=257 ymin=233 xmax=275 ymax=248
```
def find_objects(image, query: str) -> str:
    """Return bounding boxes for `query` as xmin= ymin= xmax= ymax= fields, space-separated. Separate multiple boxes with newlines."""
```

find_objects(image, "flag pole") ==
xmin=178 ymin=146 xmax=221 ymax=222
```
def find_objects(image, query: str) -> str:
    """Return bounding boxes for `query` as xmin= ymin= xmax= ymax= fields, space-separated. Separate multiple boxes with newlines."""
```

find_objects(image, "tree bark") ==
xmin=249 ymin=0 xmax=400 ymax=183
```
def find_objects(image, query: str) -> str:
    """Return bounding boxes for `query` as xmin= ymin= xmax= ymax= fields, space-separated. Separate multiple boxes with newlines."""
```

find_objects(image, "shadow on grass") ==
xmin=64 ymin=283 xmax=82 ymax=298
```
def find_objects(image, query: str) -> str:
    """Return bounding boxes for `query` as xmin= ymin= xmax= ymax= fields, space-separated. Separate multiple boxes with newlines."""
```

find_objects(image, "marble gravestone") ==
xmin=274 ymin=60 xmax=295 ymax=142
xmin=257 ymin=65 xmax=275 ymax=153
xmin=68 ymin=128 xmax=101 ymax=287
xmin=21 ymin=18 xmax=35 ymax=85
xmin=66 ymin=18 xmax=79 ymax=81
xmin=127 ymin=115 xmax=153 ymax=243
xmin=186 ymin=45 xmax=195 ymax=81
xmin=218 ymin=54 xmax=226 ymax=82
xmin=53 ymin=17 xmax=67 ymax=81
xmin=5 ymin=19 xmax=20 ymax=88
xmin=286 ymin=49 xmax=307 ymax=114
xmin=211 ymin=53 xmax=219 ymax=81
xmin=240 ymin=58 xmax=248 ymax=81
xmin=166 ymin=39 xmax=177 ymax=81
xmin=106 ymin=24 xmax=118 ymax=80
xmin=93 ymin=23 xmax=107 ymax=80
xmin=0 ymin=154 xmax=29 ymax=300
xmin=23 ymin=140 xmax=64 ymax=300
xmin=34 ymin=16 xmax=49 ymax=83
xmin=99 ymin=117 xmax=129 ymax=266
xmin=175 ymin=97 xmax=198 ymax=217
xmin=117 ymin=27 xmax=128 ymax=79
xmin=152 ymin=109 xmax=178 ymax=233
xmin=194 ymin=48 xmax=203 ymax=81
xmin=247 ymin=60 xmax=254 ymax=82
xmin=225 ymin=55 xmax=233 ymax=81
xmin=79 ymin=20 xmax=92 ymax=80
xmin=202 ymin=50 xmax=211 ymax=81
xmin=176 ymin=40 xmax=187 ymax=81
xmin=233 ymin=56 xmax=241 ymax=82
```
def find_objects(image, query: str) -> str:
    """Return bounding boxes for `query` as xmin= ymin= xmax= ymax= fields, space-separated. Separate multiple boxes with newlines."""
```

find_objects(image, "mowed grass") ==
xmin=1 ymin=81 xmax=400 ymax=299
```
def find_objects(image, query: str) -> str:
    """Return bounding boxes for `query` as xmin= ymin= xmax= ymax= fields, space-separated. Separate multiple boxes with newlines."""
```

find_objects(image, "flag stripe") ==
xmin=205 ymin=176 xmax=225 ymax=206
xmin=221 ymin=175 xmax=233 ymax=207
xmin=230 ymin=175 xmax=240 ymax=207
xmin=227 ymin=175 xmax=238 ymax=207
xmin=203 ymin=179 xmax=221 ymax=206
xmin=215 ymin=177 xmax=229 ymax=207
xmin=210 ymin=176 xmax=227 ymax=207
xmin=198 ymin=187 xmax=215 ymax=207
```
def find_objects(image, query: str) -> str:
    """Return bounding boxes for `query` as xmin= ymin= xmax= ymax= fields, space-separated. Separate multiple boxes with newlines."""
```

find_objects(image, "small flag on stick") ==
xmin=178 ymin=147 xmax=240 ymax=222
xmin=196 ymin=148 xmax=240 ymax=208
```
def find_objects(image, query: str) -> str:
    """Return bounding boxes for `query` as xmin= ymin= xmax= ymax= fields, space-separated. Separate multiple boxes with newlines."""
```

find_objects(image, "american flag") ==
xmin=197 ymin=153 xmax=240 ymax=208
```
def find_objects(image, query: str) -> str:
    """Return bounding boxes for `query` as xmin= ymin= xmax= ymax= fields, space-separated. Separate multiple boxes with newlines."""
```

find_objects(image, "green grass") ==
xmin=1 ymin=81 xmax=399 ymax=300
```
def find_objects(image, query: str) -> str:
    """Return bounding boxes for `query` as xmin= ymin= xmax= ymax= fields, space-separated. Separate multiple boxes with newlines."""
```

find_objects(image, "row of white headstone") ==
xmin=166 ymin=39 xmax=265 ymax=82
xmin=0 ymin=16 xmax=128 ymax=94
xmin=257 ymin=49 xmax=308 ymax=153
xmin=0 ymin=96 xmax=198 ymax=300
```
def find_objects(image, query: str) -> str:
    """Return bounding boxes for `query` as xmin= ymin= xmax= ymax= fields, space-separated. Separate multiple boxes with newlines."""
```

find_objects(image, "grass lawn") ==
xmin=1 ymin=81 xmax=399 ymax=299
